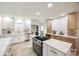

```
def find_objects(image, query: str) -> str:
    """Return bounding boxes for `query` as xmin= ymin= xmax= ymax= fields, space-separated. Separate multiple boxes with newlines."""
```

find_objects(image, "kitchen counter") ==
xmin=46 ymin=33 xmax=76 ymax=39
xmin=46 ymin=33 xmax=76 ymax=48
xmin=0 ymin=37 xmax=12 ymax=56
xmin=43 ymin=38 xmax=72 ymax=54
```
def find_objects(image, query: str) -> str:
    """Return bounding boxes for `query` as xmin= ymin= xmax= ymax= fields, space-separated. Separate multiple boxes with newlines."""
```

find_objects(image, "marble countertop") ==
xmin=0 ymin=37 xmax=12 ymax=56
xmin=0 ymin=33 xmax=25 ymax=38
xmin=43 ymin=38 xmax=72 ymax=54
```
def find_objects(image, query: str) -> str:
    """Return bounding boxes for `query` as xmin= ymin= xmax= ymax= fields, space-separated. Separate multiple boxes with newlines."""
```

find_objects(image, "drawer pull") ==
xmin=51 ymin=50 xmax=57 ymax=54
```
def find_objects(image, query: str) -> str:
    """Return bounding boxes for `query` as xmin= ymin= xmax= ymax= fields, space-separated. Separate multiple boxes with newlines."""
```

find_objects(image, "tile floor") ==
xmin=11 ymin=41 xmax=37 ymax=56
xmin=11 ymin=41 xmax=75 ymax=56
xmin=8 ymin=35 xmax=76 ymax=56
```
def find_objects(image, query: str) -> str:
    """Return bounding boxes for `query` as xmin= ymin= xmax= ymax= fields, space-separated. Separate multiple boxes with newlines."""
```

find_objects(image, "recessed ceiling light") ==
xmin=36 ymin=12 xmax=40 ymax=15
xmin=48 ymin=3 xmax=53 ymax=8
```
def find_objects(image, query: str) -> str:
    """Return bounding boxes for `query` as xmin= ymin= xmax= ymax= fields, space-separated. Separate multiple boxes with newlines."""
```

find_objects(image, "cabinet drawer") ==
xmin=47 ymin=46 xmax=65 ymax=56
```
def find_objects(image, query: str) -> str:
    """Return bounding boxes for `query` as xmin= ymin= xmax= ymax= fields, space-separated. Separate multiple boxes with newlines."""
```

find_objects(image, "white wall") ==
xmin=52 ymin=16 xmax=68 ymax=35
xmin=43 ymin=22 xmax=47 ymax=36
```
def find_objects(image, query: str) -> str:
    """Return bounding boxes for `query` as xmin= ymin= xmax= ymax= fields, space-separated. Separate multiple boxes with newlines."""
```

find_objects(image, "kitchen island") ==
xmin=43 ymin=38 xmax=72 ymax=56
xmin=46 ymin=33 xmax=76 ymax=48
xmin=0 ymin=37 xmax=12 ymax=56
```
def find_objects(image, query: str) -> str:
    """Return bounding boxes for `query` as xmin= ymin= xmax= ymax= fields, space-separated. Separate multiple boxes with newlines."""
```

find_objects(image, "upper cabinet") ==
xmin=1 ymin=16 xmax=15 ymax=30
xmin=0 ymin=16 xmax=31 ymax=34
xmin=1 ymin=16 xmax=15 ymax=34
xmin=15 ymin=19 xmax=31 ymax=34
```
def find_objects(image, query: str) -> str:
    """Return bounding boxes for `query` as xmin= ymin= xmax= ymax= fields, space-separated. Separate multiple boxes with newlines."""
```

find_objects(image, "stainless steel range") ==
xmin=32 ymin=36 xmax=49 ymax=56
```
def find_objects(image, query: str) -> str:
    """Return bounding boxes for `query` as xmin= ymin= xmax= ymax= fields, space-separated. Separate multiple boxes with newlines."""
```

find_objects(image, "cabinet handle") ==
xmin=51 ymin=50 xmax=57 ymax=54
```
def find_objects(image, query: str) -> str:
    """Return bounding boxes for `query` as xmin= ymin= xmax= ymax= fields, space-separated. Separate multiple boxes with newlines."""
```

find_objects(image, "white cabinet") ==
xmin=43 ymin=42 xmax=48 ymax=56
xmin=13 ymin=33 xmax=26 ymax=43
xmin=0 ymin=37 xmax=12 ymax=56
xmin=1 ymin=16 xmax=15 ymax=29
xmin=43 ymin=43 xmax=64 ymax=56
xmin=1 ymin=16 xmax=15 ymax=34
xmin=47 ymin=45 xmax=64 ymax=56
xmin=43 ymin=39 xmax=72 ymax=56
xmin=15 ymin=23 xmax=24 ymax=33
xmin=4 ymin=44 xmax=11 ymax=56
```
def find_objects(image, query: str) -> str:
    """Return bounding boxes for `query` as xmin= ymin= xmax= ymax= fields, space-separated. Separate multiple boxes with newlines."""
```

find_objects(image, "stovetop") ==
xmin=34 ymin=36 xmax=49 ymax=41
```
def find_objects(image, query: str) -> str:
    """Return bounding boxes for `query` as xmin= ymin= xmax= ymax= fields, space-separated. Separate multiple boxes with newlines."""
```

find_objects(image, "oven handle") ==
xmin=33 ymin=38 xmax=41 ymax=43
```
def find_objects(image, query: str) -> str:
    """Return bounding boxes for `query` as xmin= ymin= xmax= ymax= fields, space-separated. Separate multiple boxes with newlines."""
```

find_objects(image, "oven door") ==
xmin=33 ymin=42 xmax=42 ymax=56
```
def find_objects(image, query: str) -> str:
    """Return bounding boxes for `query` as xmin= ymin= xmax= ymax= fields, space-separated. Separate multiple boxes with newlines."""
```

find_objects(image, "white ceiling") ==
xmin=0 ymin=2 xmax=79 ymax=23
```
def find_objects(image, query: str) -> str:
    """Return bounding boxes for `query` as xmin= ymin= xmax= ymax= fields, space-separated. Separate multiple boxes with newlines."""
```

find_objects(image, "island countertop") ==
xmin=43 ymin=38 xmax=72 ymax=54
xmin=0 ymin=37 xmax=12 ymax=56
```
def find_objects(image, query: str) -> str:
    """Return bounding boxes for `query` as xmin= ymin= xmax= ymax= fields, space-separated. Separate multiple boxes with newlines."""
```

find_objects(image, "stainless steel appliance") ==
xmin=32 ymin=36 xmax=49 ymax=56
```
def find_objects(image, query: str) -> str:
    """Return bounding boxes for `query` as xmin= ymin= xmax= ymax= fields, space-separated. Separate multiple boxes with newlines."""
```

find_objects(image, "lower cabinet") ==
xmin=43 ymin=43 xmax=65 ymax=56
xmin=13 ymin=34 xmax=26 ymax=43
xmin=4 ymin=44 xmax=12 ymax=56
xmin=47 ymin=46 xmax=64 ymax=56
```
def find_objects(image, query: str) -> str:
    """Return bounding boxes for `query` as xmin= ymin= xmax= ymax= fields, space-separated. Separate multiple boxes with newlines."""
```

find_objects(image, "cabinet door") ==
xmin=47 ymin=46 xmax=64 ymax=56
xmin=1 ymin=16 xmax=14 ymax=29
xmin=4 ymin=44 xmax=11 ymax=56
xmin=15 ymin=23 xmax=24 ymax=33
xmin=43 ymin=43 xmax=48 ymax=56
